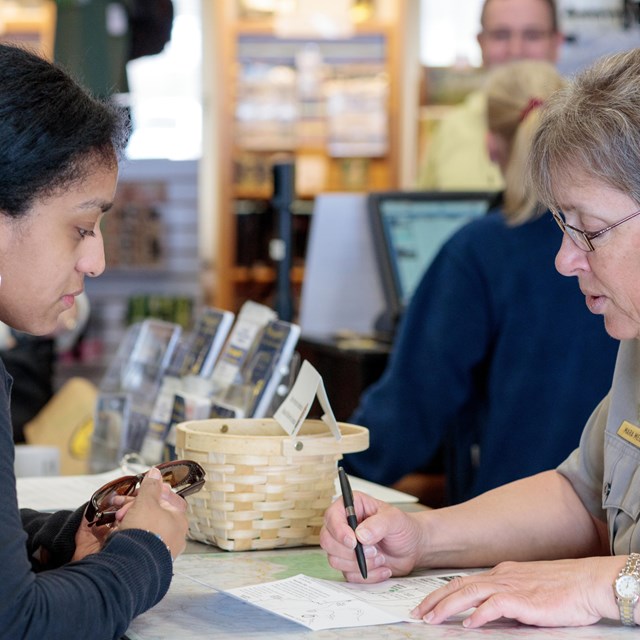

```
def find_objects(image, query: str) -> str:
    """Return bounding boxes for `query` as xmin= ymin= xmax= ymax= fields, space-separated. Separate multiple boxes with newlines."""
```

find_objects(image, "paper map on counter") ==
xmin=224 ymin=572 xmax=468 ymax=630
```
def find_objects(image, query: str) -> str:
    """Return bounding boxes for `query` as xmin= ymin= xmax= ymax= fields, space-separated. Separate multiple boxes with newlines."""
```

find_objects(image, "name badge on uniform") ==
xmin=617 ymin=420 xmax=640 ymax=448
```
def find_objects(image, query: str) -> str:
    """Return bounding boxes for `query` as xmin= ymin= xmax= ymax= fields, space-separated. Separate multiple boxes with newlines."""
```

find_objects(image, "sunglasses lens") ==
xmin=87 ymin=477 xmax=138 ymax=525
xmin=177 ymin=478 xmax=206 ymax=498
xmin=98 ymin=479 xmax=137 ymax=506
xmin=157 ymin=460 xmax=204 ymax=492
xmin=160 ymin=465 xmax=190 ymax=487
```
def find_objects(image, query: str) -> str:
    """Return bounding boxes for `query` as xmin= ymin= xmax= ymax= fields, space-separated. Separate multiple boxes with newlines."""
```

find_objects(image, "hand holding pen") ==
xmin=337 ymin=466 xmax=367 ymax=579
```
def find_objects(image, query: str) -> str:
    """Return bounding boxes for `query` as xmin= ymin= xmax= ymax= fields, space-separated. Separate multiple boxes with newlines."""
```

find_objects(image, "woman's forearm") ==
xmin=414 ymin=470 xmax=608 ymax=569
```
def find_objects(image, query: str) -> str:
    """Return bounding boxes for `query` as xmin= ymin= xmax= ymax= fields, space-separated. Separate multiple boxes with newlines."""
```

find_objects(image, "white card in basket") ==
xmin=274 ymin=360 xmax=341 ymax=440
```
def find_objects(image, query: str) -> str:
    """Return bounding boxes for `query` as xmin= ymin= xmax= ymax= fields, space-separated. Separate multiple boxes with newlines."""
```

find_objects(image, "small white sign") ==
xmin=274 ymin=360 xmax=341 ymax=440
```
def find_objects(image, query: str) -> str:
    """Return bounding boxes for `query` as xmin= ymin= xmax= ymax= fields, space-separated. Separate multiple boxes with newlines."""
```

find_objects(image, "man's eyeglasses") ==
xmin=551 ymin=208 xmax=640 ymax=252
xmin=481 ymin=29 xmax=554 ymax=44
xmin=85 ymin=459 xmax=205 ymax=527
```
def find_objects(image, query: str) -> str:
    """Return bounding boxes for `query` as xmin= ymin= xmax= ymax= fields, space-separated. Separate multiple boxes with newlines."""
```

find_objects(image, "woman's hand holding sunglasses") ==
xmin=78 ymin=460 xmax=205 ymax=561
xmin=116 ymin=467 xmax=190 ymax=560
xmin=73 ymin=516 xmax=112 ymax=562
xmin=109 ymin=474 xmax=187 ymax=521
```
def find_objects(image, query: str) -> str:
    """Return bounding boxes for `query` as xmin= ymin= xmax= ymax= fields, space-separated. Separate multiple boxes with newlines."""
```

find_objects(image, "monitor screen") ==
xmin=369 ymin=191 xmax=495 ymax=328
xmin=299 ymin=193 xmax=386 ymax=338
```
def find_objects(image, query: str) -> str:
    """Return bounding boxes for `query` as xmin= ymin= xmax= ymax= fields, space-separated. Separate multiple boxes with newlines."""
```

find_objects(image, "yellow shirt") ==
xmin=416 ymin=90 xmax=504 ymax=192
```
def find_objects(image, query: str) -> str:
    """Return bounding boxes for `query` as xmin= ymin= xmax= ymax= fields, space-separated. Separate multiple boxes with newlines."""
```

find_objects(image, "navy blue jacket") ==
xmin=344 ymin=210 xmax=619 ymax=504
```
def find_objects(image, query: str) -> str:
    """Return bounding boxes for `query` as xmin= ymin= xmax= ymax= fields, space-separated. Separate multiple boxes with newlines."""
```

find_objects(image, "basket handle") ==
xmin=281 ymin=425 xmax=369 ymax=456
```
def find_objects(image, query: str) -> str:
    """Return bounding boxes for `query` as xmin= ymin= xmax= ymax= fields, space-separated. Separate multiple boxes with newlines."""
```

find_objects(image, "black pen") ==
xmin=337 ymin=466 xmax=367 ymax=579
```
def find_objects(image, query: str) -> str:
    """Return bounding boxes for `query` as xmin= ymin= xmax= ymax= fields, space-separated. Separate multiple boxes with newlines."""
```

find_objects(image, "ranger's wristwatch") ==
xmin=614 ymin=553 xmax=640 ymax=626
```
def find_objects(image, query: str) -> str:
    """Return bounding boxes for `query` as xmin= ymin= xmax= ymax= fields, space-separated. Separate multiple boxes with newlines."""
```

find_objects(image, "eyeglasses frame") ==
xmin=480 ymin=28 xmax=556 ymax=44
xmin=551 ymin=208 xmax=640 ymax=252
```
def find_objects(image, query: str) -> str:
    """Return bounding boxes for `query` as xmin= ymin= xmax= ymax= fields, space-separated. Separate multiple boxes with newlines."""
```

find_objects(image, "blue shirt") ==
xmin=343 ymin=210 xmax=619 ymax=504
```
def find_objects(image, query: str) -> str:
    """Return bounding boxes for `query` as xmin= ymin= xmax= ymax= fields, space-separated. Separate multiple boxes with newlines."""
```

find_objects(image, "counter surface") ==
xmin=125 ymin=545 xmax=631 ymax=640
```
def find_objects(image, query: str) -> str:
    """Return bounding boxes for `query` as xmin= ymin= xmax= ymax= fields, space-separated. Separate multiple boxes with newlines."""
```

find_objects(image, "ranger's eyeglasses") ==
xmin=551 ymin=208 xmax=640 ymax=252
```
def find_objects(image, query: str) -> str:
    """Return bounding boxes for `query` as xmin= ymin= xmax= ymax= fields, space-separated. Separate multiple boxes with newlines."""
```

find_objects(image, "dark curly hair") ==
xmin=0 ymin=44 xmax=129 ymax=218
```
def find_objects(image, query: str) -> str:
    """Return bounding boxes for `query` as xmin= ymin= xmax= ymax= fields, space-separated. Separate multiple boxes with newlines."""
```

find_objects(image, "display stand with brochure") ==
xmin=91 ymin=301 xmax=303 ymax=468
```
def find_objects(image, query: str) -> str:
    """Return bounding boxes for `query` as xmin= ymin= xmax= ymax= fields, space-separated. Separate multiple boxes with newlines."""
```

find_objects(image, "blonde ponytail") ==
xmin=485 ymin=60 xmax=565 ymax=224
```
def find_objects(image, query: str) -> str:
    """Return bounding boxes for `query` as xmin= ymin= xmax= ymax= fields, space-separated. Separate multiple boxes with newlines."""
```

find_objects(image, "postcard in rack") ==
xmin=209 ymin=315 xmax=300 ymax=420
xmin=208 ymin=300 xmax=277 ymax=392
xmin=239 ymin=319 xmax=301 ymax=418
xmin=90 ymin=393 xmax=131 ymax=472
xmin=165 ymin=306 xmax=234 ymax=378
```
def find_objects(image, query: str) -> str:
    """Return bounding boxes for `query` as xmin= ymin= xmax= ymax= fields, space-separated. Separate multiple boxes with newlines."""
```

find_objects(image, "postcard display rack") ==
xmin=89 ymin=301 xmax=301 ymax=473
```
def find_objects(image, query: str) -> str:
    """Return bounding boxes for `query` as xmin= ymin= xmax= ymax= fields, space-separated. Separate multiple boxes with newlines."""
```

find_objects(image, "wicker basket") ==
xmin=175 ymin=418 xmax=369 ymax=551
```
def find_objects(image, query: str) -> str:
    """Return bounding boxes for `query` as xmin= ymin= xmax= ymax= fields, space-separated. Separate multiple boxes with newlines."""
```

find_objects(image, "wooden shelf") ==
xmin=0 ymin=0 xmax=56 ymax=59
xmin=231 ymin=264 xmax=305 ymax=285
xmin=210 ymin=1 xmax=416 ymax=314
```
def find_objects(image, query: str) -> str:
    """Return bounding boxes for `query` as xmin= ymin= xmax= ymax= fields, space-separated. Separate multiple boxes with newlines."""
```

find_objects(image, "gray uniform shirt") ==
xmin=558 ymin=339 xmax=640 ymax=554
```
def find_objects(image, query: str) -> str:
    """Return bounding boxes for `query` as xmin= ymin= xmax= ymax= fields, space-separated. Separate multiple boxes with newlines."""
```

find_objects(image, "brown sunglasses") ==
xmin=84 ymin=459 xmax=206 ymax=527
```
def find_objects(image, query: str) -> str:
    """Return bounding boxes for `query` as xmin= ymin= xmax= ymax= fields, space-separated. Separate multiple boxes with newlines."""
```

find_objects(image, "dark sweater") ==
xmin=344 ymin=210 xmax=619 ymax=504
xmin=0 ymin=358 xmax=173 ymax=639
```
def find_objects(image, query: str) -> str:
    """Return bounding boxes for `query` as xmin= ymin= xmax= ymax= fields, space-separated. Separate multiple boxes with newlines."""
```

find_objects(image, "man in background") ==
xmin=416 ymin=0 xmax=563 ymax=190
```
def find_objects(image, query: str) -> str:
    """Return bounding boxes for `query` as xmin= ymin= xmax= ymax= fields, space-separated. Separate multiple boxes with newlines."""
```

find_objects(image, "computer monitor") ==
xmin=369 ymin=191 xmax=495 ymax=332
xmin=299 ymin=193 xmax=386 ymax=338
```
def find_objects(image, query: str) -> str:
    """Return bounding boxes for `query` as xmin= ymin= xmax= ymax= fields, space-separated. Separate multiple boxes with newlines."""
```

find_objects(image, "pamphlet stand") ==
xmin=88 ymin=302 xmax=302 ymax=470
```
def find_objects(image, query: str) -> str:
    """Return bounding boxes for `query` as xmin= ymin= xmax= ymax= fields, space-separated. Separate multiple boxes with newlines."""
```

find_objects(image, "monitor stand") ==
xmin=373 ymin=310 xmax=400 ymax=344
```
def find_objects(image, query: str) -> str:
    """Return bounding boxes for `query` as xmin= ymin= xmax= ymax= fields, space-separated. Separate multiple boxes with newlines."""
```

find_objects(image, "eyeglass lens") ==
xmin=552 ymin=211 xmax=592 ymax=251
xmin=484 ymin=29 xmax=552 ymax=43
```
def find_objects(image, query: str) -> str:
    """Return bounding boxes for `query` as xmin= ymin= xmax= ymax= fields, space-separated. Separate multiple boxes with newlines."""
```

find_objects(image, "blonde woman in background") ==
xmin=485 ymin=59 xmax=559 ymax=222
xmin=343 ymin=60 xmax=618 ymax=506
xmin=416 ymin=0 xmax=564 ymax=191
